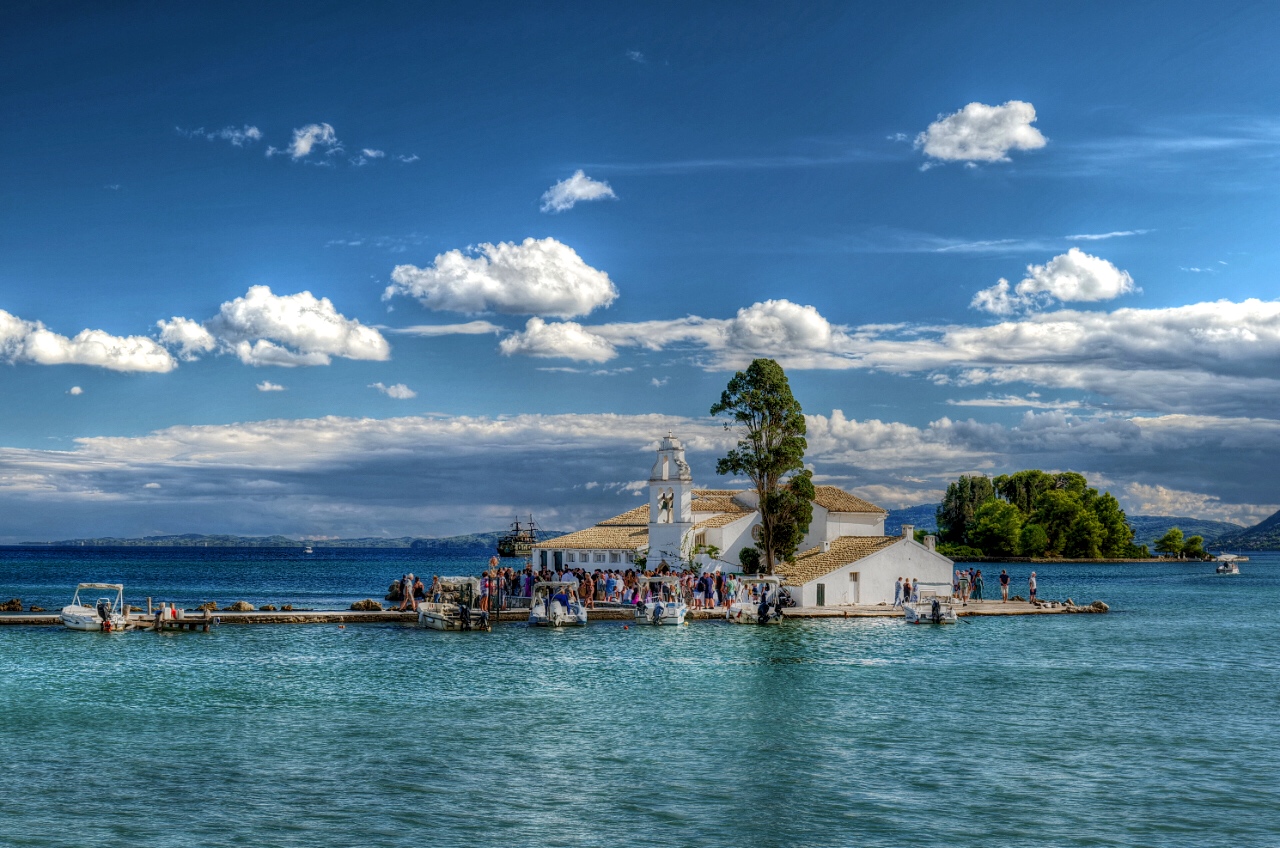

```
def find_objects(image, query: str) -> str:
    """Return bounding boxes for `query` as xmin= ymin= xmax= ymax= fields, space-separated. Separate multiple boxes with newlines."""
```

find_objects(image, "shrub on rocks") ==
xmin=350 ymin=599 xmax=383 ymax=611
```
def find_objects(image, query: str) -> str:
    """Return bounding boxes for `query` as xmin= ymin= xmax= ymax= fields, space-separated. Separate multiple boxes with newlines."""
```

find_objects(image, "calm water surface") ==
xmin=1 ymin=550 xmax=1277 ymax=847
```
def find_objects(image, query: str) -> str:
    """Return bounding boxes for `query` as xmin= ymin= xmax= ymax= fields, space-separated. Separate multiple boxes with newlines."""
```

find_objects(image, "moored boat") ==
xmin=417 ymin=577 xmax=490 ymax=631
xmin=60 ymin=583 xmax=129 ymax=632
xmin=1214 ymin=554 xmax=1241 ymax=575
xmin=528 ymin=580 xmax=587 ymax=627
xmin=634 ymin=575 xmax=687 ymax=626
xmin=726 ymin=576 xmax=785 ymax=625
xmin=903 ymin=591 xmax=957 ymax=625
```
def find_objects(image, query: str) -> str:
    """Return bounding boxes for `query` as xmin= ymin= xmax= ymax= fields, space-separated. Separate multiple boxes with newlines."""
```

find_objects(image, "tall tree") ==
xmin=937 ymin=475 xmax=996 ymax=544
xmin=764 ymin=469 xmax=816 ymax=564
xmin=969 ymin=499 xmax=1024 ymax=556
xmin=710 ymin=358 xmax=808 ymax=573
xmin=1155 ymin=527 xmax=1185 ymax=556
xmin=993 ymin=470 xmax=1055 ymax=516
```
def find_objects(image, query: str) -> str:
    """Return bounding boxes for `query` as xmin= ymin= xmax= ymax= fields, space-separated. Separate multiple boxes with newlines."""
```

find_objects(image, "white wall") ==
xmin=826 ymin=513 xmax=886 ymax=538
xmin=787 ymin=539 xmax=953 ymax=607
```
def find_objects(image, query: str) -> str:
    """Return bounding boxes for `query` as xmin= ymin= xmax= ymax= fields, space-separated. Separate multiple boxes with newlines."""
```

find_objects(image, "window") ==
xmin=594 ymin=553 xmax=606 ymax=563
xmin=609 ymin=552 xmax=620 ymax=563
xmin=567 ymin=552 xmax=576 ymax=563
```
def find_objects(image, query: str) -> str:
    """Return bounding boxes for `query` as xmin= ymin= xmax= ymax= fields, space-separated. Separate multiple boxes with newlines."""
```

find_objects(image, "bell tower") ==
xmin=647 ymin=433 xmax=693 ymax=566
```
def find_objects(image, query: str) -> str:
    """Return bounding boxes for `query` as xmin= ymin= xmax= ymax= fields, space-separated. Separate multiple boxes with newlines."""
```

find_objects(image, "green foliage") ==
xmin=1183 ymin=535 xmax=1205 ymax=558
xmin=763 ymin=470 xmax=816 ymax=563
xmin=937 ymin=468 xmax=1149 ymax=559
xmin=937 ymin=475 xmax=996 ymax=543
xmin=710 ymin=358 xmax=807 ymax=573
xmin=968 ymin=500 xmax=1023 ymax=556
xmin=913 ymin=528 xmax=929 ymax=543
xmin=738 ymin=546 xmax=762 ymax=575
xmin=936 ymin=543 xmax=984 ymax=559
xmin=1155 ymin=527 xmax=1185 ymax=555
xmin=1019 ymin=523 xmax=1050 ymax=557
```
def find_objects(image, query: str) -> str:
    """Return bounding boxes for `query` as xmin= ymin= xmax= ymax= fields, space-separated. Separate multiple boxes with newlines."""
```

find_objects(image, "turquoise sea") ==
xmin=1 ymin=549 xmax=1277 ymax=847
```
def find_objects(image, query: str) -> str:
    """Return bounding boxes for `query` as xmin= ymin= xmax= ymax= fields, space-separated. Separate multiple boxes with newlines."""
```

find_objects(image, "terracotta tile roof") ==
xmin=537 ymin=525 xmax=648 ymax=551
xmin=812 ymin=485 xmax=886 ymax=515
xmin=597 ymin=505 xmax=650 ymax=526
xmin=692 ymin=512 xmax=754 ymax=531
xmin=776 ymin=535 xmax=900 ymax=585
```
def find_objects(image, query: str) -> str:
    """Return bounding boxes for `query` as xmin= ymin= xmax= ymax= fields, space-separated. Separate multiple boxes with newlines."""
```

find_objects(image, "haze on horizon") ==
xmin=2 ymin=1 xmax=1279 ymax=542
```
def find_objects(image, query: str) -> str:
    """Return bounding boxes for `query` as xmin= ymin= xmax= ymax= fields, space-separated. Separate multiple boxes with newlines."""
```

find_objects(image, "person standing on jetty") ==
xmin=972 ymin=570 xmax=984 ymax=602
xmin=1029 ymin=571 xmax=1038 ymax=602
xmin=893 ymin=577 xmax=903 ymax=608
xmin=399 ymin=573 xmax=417 ymax=612
xmin=1000 ymin=570 xmax=1010 ymax=602
xmin=958 ymin=569 xmax=970 ymax=606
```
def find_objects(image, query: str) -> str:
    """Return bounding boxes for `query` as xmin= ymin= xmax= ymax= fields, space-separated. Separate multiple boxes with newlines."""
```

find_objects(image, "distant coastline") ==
xmin=18 ymin=530 xmax=568 ymax=555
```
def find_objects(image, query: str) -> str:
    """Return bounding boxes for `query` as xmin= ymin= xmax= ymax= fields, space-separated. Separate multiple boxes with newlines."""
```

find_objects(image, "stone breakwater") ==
xmin=0 ymin=598 xmax=1106 ymax=626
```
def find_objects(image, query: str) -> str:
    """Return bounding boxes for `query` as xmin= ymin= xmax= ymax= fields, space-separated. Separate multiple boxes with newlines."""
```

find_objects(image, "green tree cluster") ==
xmin=935 ymin=470 xmax=1147 ymax=558
xmin=1154 ymin=527 xmax=1206 ymax=559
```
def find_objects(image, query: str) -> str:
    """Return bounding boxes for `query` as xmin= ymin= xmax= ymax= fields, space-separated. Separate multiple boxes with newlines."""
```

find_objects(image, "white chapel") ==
xmin=530 ymin=435 xmax=954 ymax=607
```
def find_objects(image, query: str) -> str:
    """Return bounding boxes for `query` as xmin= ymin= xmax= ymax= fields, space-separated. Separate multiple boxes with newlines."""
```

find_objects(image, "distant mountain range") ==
xmin=25 ymin=505 xmax=1280 ymax=552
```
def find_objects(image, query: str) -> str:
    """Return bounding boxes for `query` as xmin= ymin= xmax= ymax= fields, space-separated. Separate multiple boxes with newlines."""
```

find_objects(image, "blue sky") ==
xmin=2 ymin=1 xmax=1280 ymax=540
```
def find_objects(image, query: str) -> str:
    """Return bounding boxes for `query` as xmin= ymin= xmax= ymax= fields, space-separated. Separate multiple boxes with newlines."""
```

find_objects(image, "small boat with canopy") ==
xmin=726 ymin=576 xmax=785 ymax=625
xmin=634 ymin=575 xmax=687 ymax=626
xmin=903 ymin=586 xmax=958 ymax=624
xmin=528 ymin=581 xmax=587 ymax=627
xmin=60 ymin=583 xmax=129 ymax=632
xmin=417 ymin=577 xmax=491 ymax=631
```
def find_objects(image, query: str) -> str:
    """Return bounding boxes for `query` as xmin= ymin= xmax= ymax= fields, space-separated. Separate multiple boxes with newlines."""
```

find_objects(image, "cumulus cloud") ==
xmin=67 ymin=386 xmax=83 ymax=396
xmin=351 ymin=148 xmax=385 ymax=166
xmin=540 ymin=170 xmax=618 ymax=213
xmin=179 ymin=125 xmax=263 ymax=146
xmin=386 ymin=237 xmax=618 ymax=318
xmin=156 ymin=317 xmax=217 ymax=361
xmin=915 ymin=100 xmax=1047 ymax=164
xmin=256 ymin=381 xmax=285 ymax=392
xmin=971 ymin=249 xmax=1137 ymax=314
xmin=0 ymin=309 xmax=176 ymax=373
xmin=499 ymin=318 xmax=618 ymax=363
xmin=206 ymin=286 xmax=390 ymax=367
xmin=369 ymin=382 xmax=416 ymax=399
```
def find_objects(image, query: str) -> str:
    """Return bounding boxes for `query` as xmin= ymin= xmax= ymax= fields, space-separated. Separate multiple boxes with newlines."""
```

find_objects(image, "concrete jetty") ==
xmin=0 ymin=597 xmax=1105 ymax=627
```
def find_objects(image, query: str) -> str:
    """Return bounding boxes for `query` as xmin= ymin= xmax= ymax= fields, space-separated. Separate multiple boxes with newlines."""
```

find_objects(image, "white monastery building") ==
xmin=532 ymin=435 xmax=954 ymax=607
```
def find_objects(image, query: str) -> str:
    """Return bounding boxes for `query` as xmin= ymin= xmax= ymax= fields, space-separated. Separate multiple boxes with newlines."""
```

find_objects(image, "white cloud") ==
xmin=208 ymin=285 xmax=390 ymax=367
xmin=396 ymin=154 xmax=420 ymax=164
xmin=156 ymin=317 xmax=217 ymax=361
xmin=1067 ymin=230 xmax=1149 ymax=241
xmin=915 ymin=100 xmax=1047 ymax=164
xmin=67 ymin=386 xmax=83 ymax=396
xmin=268 ymin=122 xmax=340 ymax=159
xmin=256 ymin=381 xmax=285 ymax=392
xmin=499 ymin=318 xmax=617 ymax=363
xmin=0 ymin=309 xmax=176 ymax=373
xmin=971 ymin=249 xmax=1137 ymax=314
xmin=361 ymin=148 xmax=384 ymax=159
xmin=946 ymin=395 xmax=1084 ymax=410
xmin=386 ymin=321 xmax=505 ymax=337
xmin=179 ymin=125 xmax=263 ymax=146
xmin=386 ymin=237 xmax=617 ymax=318
xmin=369 ymin=382 xmax=417 ymax=399
xmin=626 ymin=50 xmax=646 ymax=63
xmin=540 ymin=170 xmax=617 ymax=213
xmin=651 ymin=377 xmax=668 ymax=388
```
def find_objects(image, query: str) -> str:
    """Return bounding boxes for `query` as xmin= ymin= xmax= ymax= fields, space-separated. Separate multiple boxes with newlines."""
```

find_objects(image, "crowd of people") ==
xmin=891 ymin=568 xmax=1040 ymax=608
xmin=393 ymin=555 xmax=760 ymax=613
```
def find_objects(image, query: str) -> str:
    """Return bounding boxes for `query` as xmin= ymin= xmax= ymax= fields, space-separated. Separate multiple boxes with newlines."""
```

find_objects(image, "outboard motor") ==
xmin=458 ymin=602 xmax=472 ymax=631
xmin=930 ymin=598 xmax=942 ymax=625
xmin=651 ymin=601 xmax=664 ymax=625
xmin=757 ymin=598 xmax=772 ymax=624
xmin=96 ymin=600 xmax=111 ymax=622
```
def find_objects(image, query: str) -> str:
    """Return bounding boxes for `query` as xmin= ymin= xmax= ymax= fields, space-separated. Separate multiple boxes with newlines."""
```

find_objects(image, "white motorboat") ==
xmin=60 ymin=583 xmax=129 ymax=632
xmin=1215 ymin=554 xmax=1241 ymax=575
xmin=726 ymin=576 xmax=785 ymax=625
xmin=528 ymin=581 xmax=587 ymax=627
xmin=417 ymin=577 xmax=491 ymax=631
xmin=903 ymin=591 xmax=958 ymax=625
xmin=634 ymin=575 xmax=687 ymax=626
